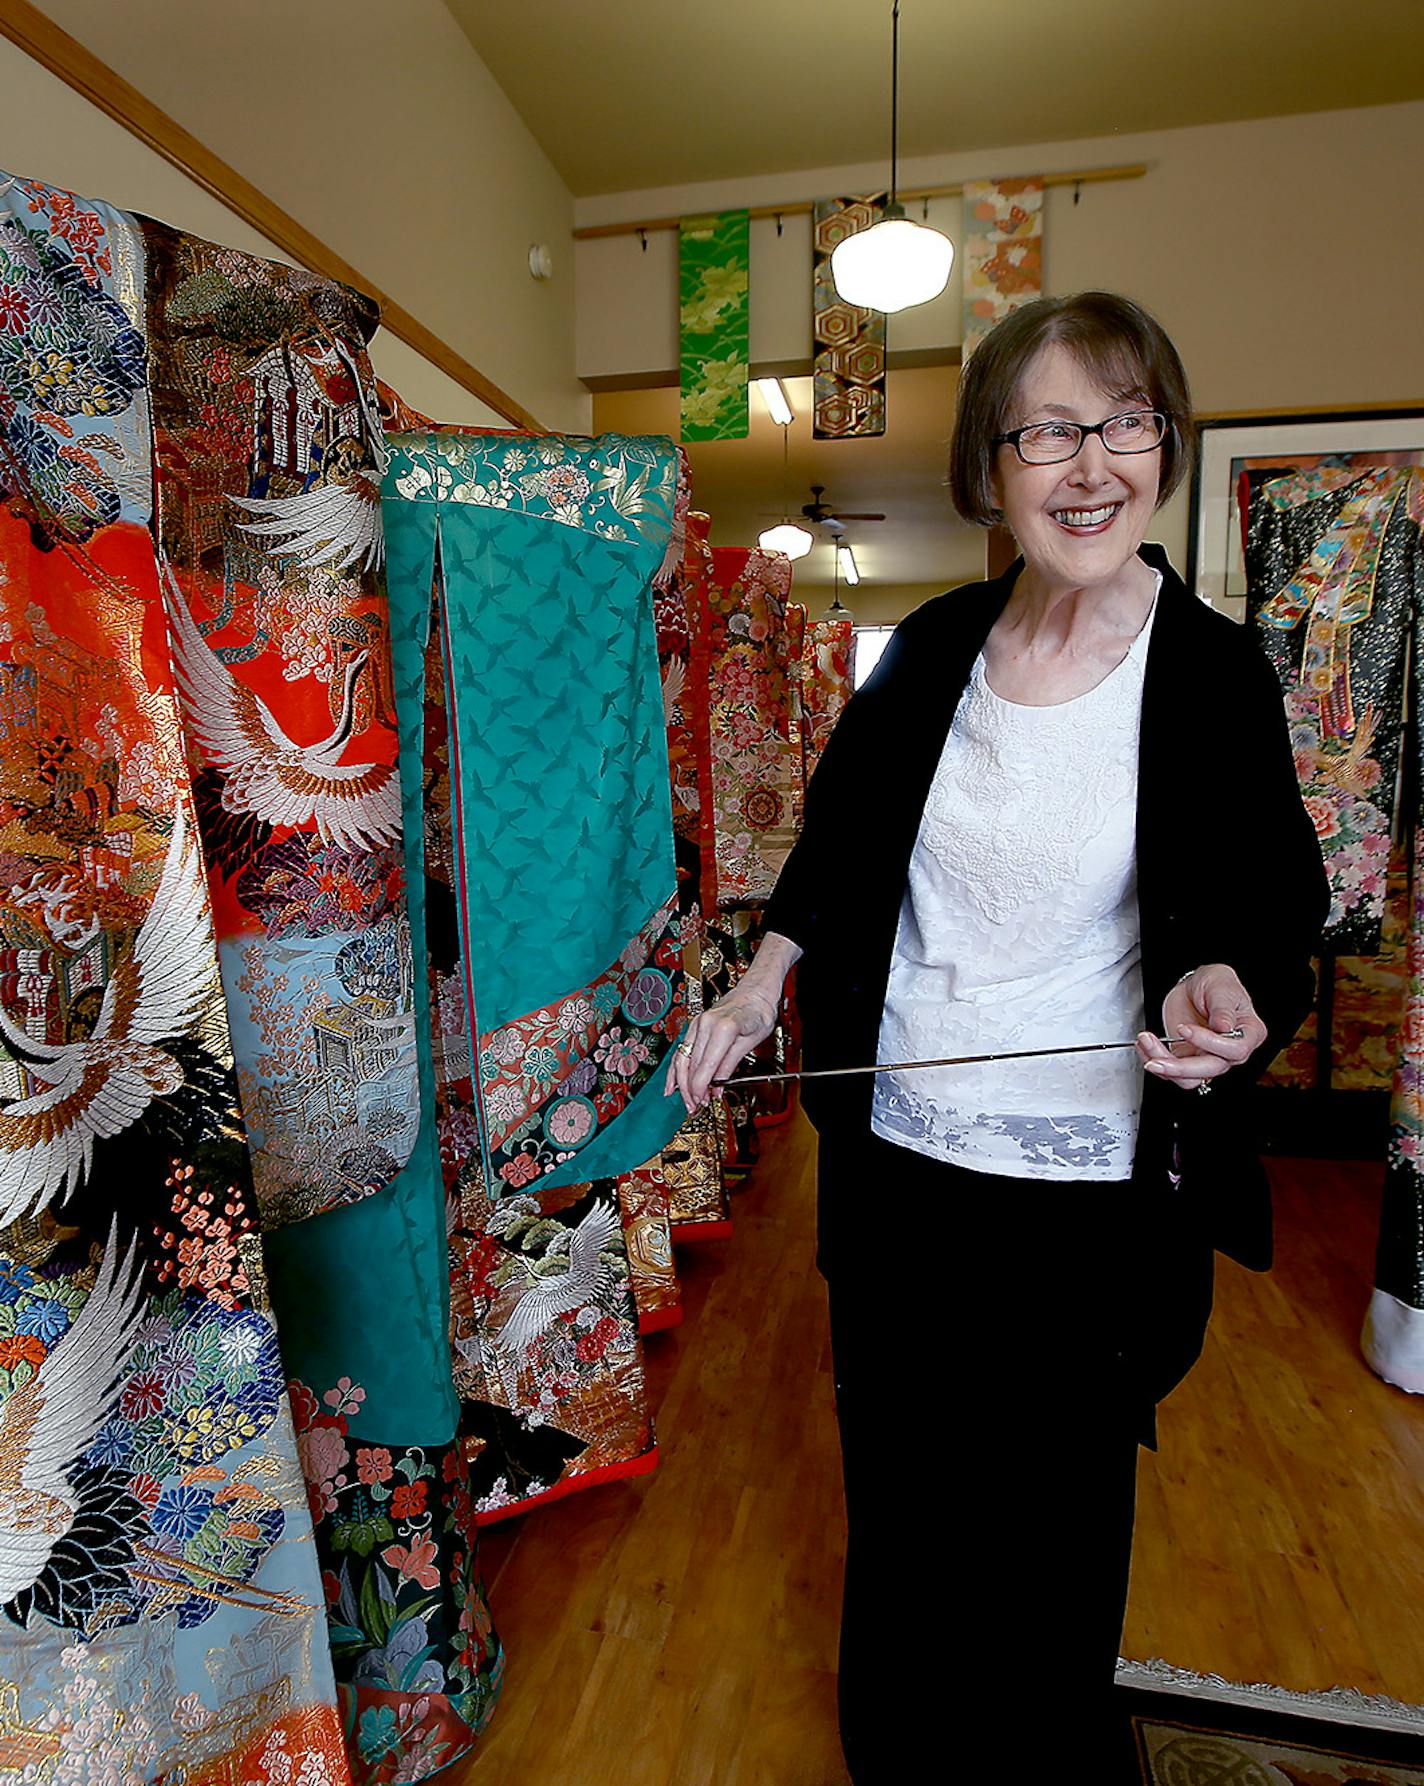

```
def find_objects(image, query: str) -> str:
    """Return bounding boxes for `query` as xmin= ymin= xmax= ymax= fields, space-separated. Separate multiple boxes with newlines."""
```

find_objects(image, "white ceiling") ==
xmin=447 ymin=0 xmax=1424 ymax=198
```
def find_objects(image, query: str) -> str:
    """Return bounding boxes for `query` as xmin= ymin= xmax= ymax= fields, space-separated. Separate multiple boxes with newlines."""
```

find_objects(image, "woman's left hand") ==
xmin=1136 ymin=963 xmax=1267 ymax=1092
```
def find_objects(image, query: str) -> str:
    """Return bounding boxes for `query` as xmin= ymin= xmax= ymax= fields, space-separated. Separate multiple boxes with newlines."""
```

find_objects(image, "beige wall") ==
xmin=577 ymin=99 xmax=1424 ymax=408
xmin=6 ymin=0 xmax=588 ymax=432
xmin=579 ymin=98 xmax=1422 ymax=597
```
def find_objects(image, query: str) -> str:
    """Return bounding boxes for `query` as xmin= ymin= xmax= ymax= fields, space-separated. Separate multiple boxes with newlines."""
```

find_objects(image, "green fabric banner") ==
xmin=679 ymin=210 xmax=750 ymax=441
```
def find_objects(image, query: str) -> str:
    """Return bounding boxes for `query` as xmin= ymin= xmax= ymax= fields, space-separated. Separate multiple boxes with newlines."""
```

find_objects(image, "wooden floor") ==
xmin=1128 ymin=1153 xmax=1424 ymax=1702
xmin=459 ymin=1117 xmax=1424 ymax=1784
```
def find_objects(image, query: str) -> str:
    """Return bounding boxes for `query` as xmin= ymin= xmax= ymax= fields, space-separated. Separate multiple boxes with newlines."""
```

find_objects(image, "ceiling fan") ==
xmin=800 ymin=485 xmax=886 ymax=527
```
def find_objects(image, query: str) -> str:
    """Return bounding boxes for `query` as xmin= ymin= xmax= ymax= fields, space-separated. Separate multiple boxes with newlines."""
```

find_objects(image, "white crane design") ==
xmin=163 ymin=564 xmax=400 ymax=854
xmin=497 ymin=1201 xmax=621 ymax=1360
xmin=0 ymin=1221 xmax=146 ymax=1605
xmin=229 ymin=334 xmax=388 ymax=573
xmin=0 ymin=807 xmax=216 ymax=1226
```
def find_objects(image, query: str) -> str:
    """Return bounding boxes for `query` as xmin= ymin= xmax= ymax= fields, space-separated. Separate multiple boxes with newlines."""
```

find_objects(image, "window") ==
xmin=852 ymin=625 xmax=895 ymax=688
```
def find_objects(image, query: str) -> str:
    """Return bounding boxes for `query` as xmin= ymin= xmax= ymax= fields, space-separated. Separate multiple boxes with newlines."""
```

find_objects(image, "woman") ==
xmin=668 ymin=292 xmax=1329 ymax=1780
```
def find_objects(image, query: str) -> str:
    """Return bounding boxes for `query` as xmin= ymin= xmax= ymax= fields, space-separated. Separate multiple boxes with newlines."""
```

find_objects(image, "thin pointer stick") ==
xmin=710 ymin=1032 xmax=1238 ymax=1090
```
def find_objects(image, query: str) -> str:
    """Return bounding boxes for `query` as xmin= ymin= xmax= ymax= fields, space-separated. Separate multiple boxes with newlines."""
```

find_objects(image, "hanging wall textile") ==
xmin=617 ymin=1163 xmax=682 ymax=1332
xmin=812 ymin=195 xmax=887 ymax=440
xmin=1248 ymin=464 xmax=1418 ymax=952
xmin=1245 ymin=462 xmax=1424 ymax=1394
xmin=382 ymin=429 xmax=688 ymax=1197
xmin=801 ymin=614 xmax=857 ymax=785
xmin=1264 ymin=845 xmax=1408 ymax=1093
xmin=785 ymin=600 xmax=807 ymax=830
xmin=962 ymin=178 xmax=1043 ymax=361
xmin=679 ymin=211 xmax=750 ymax=442
xmin=707 ymin=546 xmax=798 ymax=907
xmin=141 ymin=218 xmax=418 ymax=1228
xmin=0 ymin=172 xmax=350 ymax=1784
xmin=661 ymin=507 xmax=718 ymax=924
xmin=139 ymin=221 xmax=500 ymax=1781
xmin=406 ymin=563 xmax=658 ymax=1520
xmin=261 ymin=477 xmax=504 ymax=1777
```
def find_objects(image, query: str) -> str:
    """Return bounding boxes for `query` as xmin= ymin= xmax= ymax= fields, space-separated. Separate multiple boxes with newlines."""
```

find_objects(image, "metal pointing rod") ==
xmin=709 ymin=1033 xmax=1237 ymax=1090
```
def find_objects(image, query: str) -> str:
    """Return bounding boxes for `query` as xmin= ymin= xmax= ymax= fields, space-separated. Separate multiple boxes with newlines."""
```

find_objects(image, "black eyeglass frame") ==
xmin=992 ymin=409 xmax=1170 ymax=465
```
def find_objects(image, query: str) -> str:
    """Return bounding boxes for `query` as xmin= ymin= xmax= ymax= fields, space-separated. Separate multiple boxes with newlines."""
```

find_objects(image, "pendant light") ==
xmin=821 ymin=545 xmax=854 ymax=624
xmin=830 ymin=1 xmax=953 ymax=314
xmin=758 ymin=420 xmax=814 ymax=561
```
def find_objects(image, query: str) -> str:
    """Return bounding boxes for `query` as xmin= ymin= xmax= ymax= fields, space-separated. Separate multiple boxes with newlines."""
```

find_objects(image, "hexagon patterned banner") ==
xmin=812 ymin=194 xmax=887 ymax=440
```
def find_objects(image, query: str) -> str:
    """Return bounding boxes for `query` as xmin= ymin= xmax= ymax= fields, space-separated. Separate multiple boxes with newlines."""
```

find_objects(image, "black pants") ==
xmin=820 ymin=1135 xmax=1214 ymax=1784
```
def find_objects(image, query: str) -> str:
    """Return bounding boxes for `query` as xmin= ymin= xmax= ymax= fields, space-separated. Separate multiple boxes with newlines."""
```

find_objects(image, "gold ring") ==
xmin=676 ymin=1043 xmax=694 ymax=1057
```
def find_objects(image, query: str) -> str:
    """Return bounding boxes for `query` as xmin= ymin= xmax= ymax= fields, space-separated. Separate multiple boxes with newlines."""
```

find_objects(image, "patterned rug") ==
xmin=1118 ymin=1661 xmax=1424 ymax=1783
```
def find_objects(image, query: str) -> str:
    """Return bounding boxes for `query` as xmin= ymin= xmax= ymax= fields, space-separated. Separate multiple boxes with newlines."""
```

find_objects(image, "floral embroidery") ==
xmin=293 ymin=1379 xmax=502 ymax=1783
xmin=390 ymin=430 xmax=677 ymax=549
xmin=706 ymin=547 xmax=799 ymax=904
xmin=475 ymin=901 xmax=685 ymax=1188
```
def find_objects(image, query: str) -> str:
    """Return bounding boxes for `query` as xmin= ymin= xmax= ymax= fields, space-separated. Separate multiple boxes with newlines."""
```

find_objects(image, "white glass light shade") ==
xmin=830 ymin=217 xmax=954 ymax=314
xmin=758 ymin=523 xmax=814 ymax=561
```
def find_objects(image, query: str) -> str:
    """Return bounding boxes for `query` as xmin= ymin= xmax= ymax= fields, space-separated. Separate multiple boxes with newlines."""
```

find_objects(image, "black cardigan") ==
xmin=764 ymin=544 xmax=1330 ymax=1271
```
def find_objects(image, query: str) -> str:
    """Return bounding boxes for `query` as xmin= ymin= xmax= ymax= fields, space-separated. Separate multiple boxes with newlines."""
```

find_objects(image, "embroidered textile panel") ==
xmin=707 ymin=546 xmax=798 ymax=907
xmin=660 ymin=506 xmax=718 ymax=926
xmin=700 ymin=910 xmax=786 ymax=1170
xmin=383 ymin=430 xmax=689 ymax=1198
xmin=662 ymin=1103 xmax=731 ymax=1234
xmin=1379 ymin=826 xmax=1424 ymax=1315
xmin=618 ymin=1162 xmax=681 ymax=1331
xmin=962 ymin=178 xmax=1044 ymax=361
xmin=801 ymin=615 xmax=857 ymax=785
xmin=261 ymin=519 xmax=503 ymax=1779
xmin=812 ymin=195 xmax=887 ymax=440
xmin=0 ymin=171 xmax=349 ymax=1783
xmin=1245 ymin=458 xmax=1424 ymax=1380
xmin=1247 ymin=463 xmax=1424 ymax=953
xmin=140 ymin=216 xmax=418 ymax=1228
xmin=1264 ymin=846 xmax=1409 ymax=1093
xmin=679 ymin=212 xmax=750 ymax=442
xmin=410 ymin=571 xmax=659 ymax=1517
xmin=786 ymin=601 xmax=807 ymax=830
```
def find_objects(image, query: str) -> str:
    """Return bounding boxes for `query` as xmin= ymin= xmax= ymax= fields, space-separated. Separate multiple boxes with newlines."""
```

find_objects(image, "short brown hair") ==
xmin=948 ymin=292 xmax=1196 ymax=528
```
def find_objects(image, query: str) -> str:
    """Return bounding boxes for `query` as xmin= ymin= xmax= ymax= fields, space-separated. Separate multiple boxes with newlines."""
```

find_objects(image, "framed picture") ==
xmin=1187 ymin=409 xmax=1424 ymax=615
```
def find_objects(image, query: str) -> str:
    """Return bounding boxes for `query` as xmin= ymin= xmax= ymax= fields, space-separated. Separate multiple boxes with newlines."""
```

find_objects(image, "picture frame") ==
xmin=1186 ymin=408 xmax=1424 ymax=616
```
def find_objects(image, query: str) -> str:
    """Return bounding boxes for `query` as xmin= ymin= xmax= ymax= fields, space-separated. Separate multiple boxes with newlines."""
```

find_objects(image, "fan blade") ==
xmin=830 ymin=512 xmax=886 ymax=522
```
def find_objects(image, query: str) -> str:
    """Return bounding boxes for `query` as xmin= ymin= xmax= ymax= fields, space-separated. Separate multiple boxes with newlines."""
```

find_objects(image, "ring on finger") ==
xmin=676 ymin=1042 xmax=694 ymax=1057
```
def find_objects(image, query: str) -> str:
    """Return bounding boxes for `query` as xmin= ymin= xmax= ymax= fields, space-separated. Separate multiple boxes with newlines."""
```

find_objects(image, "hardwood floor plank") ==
xmin=458 ymin=1134 xmax=1424 ymax=1783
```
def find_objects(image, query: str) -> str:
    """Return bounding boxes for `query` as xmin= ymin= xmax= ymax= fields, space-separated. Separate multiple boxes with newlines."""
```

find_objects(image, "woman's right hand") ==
xmin=664 ymin=983 xmax=780 ymax=1114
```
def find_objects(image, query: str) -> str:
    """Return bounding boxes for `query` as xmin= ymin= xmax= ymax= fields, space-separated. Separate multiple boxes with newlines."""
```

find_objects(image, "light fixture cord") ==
xmin=890 ymin=0 xmax=900 ymax=208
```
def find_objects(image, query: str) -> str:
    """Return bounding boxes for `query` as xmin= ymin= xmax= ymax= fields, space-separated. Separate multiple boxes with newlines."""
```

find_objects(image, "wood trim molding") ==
xmin=573 ymin=164 xmax=1147 ymax=241
xmin=1195 ymin=401 xmax=1424 ymax=422
xmin=0 ymin=0 xmax=544 ymax=432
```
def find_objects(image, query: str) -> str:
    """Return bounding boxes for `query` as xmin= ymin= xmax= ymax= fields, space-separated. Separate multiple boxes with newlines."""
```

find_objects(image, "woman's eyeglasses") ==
xmin=993 ymin=410 xmax=1168 ymax=466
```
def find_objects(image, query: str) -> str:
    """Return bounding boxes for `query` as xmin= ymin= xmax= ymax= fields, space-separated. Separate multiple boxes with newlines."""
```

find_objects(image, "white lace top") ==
xmin=871 ymin=585 xmax=1160 ymax=1180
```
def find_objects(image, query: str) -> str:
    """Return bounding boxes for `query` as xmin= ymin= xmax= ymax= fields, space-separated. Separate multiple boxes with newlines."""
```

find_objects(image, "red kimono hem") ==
xmin=637 ymin=1304 xmax=685 ymax=1335
xmin=670 ymin=1219 xmax=734 ymax=1244
xmin=473 ymin=1447 xmax=660 ymax=1526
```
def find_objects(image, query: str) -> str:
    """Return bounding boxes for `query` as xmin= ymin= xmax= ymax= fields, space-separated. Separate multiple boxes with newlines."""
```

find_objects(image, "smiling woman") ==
xmin=668 ymin=289 xmax=1331 ymax=1781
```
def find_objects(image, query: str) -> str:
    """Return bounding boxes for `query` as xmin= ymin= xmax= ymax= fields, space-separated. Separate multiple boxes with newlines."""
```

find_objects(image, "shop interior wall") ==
xmin=579 ymin=99 xmax=1424 ymax=587
xmin=6 ymin=0 xmax=588 ymax=433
